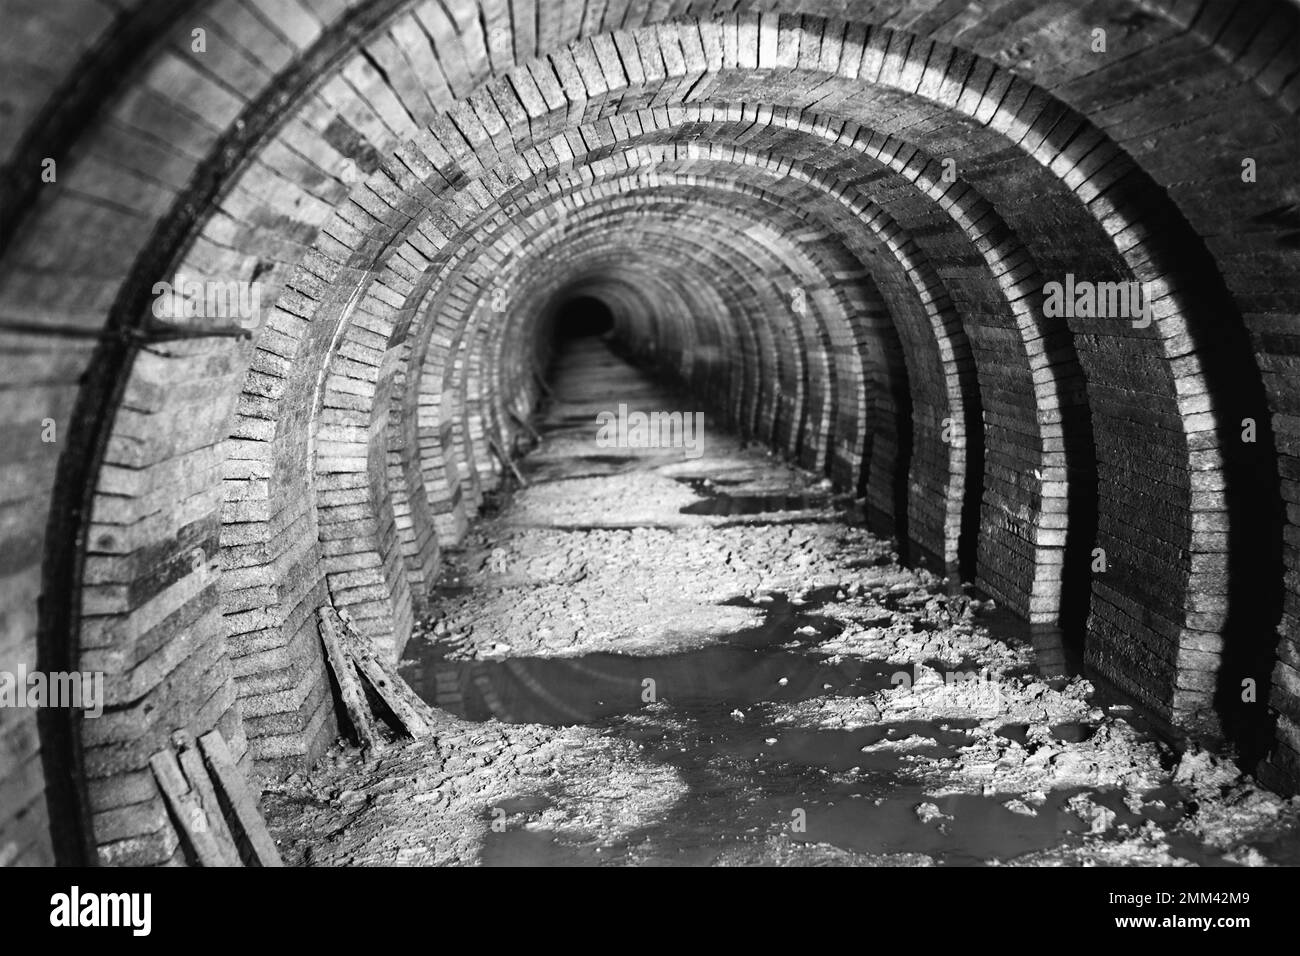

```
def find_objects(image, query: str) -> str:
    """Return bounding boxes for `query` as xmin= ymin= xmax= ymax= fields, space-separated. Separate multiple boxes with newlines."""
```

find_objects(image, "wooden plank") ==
xmin=382 ymin=660 xmax=441 ymax=729
xmin=197 ymin=730 xmax=284 ymax=868
xmin=508 ymin=406 xmax=541 ymax=441
xmin=352 ymin=650 xmax=432 ymax=738
xmin=149 ymin=749 xmax=238 ymax=867
xmin=489 ymin=436 xmax=528 ymax=486
xmin=175 ymin=734 xmax=242 ymax=866
xmin=318 ymin=606 xmax=383 ymax=753
xmin=337 ymin=608 xmax=442 ymax=735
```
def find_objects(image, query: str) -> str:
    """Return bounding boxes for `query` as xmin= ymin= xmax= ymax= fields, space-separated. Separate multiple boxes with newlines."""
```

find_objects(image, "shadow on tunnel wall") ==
xmin=1204 ymin=278 xmax=1285 ymax=775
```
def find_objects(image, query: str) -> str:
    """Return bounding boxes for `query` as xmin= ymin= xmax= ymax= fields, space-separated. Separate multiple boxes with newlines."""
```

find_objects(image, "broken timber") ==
xmin=318 ymin=605 xmax=383 ymax=754
xmin=151 ymin=746 xmax=237 ymax=866
xmin=198 ymin=730 xmax=284 ymax=867
xmin=488 ymin=436 xmax=529 ymax=486
xmin=317 ymin=605 xmax=439 ymax=750
xmin=150 ymin=729 xmax=283 ymax=867
xmin=508 ymin=406 xmax=541 ymax=442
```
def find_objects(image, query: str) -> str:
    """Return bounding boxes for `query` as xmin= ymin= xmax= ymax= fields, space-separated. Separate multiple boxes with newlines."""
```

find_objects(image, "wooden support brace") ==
xmin=198 ymin=730 xmax=284 ymax=868
xmin=508 ymin=406 xmax=541 ymax=442
xmin=489 ymin=436 xmax=528 ymax=486
xmin=174 ymin=733 xmax=241 ymax=863
xmin=352 ymin=650 xmax=432 ymax=738
xmin=337 ymin=608 xmax=440 ymax=738
xmin=318 ymin=606 xmax=384 ymax=753
xmin=150 ymin=749 xmax=239 ymax=867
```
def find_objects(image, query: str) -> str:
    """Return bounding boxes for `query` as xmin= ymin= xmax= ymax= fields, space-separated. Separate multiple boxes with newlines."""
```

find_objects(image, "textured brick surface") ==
xmin=0 ymin=0 xmax=1298 ymax=864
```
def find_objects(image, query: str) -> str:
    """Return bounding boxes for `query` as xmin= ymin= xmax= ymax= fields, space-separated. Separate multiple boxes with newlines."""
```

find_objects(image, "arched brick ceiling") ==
xmin=0 ymin=0 xmax=1296 ymax=866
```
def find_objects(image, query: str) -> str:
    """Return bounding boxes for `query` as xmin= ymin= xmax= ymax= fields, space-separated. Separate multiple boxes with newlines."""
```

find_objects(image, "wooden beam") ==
xmin=352 ymin=650 xmax=432 ymax=738
xmin=150 ymin=749 xmax=238 ymax=867
xmin=197 ymin=730 xmax=284 ymax=868
xmin=489 ymin=436 xmax=528 ymax=486
xmin=337 ymin=608 xmax=441 ymax=737
xmin=508 ymin=405 xmax=541 ymax=442
xmin=318 ymin=606 xmax=383 ymax=753
xmin=174 ymin=733 xmax=241 ymax=864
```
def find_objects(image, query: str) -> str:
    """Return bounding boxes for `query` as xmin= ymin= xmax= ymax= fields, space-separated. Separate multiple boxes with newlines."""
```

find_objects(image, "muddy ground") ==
xmin=264 ymin=339 xmax=1300 ymax=866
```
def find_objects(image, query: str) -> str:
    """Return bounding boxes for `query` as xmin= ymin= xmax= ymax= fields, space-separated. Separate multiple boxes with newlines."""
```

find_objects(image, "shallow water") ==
xmin=399 ymin=594 xmax=1186 ymax=866
xmin=675 ymin=477 xmax=831 ymax=516
xmin=400 ymin=633 xmax=892 ymax=726
xmin=457 ymin=674 xmax=1111 ymax=866
xmin=384 ymin=340 xmax=1299 ymax=867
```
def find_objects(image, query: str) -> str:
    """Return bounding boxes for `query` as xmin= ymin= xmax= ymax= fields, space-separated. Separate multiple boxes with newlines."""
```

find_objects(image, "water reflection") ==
xmin=674 ymin=477 xmax=831 ymax=516
xmin=399 ymin=643 xmax=897 ymax=725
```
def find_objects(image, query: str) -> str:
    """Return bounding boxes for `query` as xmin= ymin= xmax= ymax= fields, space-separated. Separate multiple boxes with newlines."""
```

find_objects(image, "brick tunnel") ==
xmin=1 ymin=0 xmax=1299 ymax=868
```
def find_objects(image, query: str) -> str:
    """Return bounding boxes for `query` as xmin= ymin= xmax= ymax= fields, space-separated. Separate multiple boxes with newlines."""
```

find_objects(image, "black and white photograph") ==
xmin=0 ymin=0 xmax=1297 ymax=932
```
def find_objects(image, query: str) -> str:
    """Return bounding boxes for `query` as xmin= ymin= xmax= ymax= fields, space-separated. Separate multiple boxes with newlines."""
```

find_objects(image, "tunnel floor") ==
xmin=264 ymin=338 xmax=1300 ymax=867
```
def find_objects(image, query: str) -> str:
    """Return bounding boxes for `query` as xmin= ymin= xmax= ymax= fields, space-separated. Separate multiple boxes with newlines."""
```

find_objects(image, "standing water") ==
xmin=265 ymin=338 xmax=1300 ymax=867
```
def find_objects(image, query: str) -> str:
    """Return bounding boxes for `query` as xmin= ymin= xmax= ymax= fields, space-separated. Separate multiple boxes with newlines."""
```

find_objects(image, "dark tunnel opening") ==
xmin=552 ymin=295 xmax=614 ymax=340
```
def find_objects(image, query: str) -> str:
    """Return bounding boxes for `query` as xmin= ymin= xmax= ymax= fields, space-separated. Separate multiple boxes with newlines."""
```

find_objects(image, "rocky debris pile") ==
xmin=263 ymin=715 xmax=685 ymax=867
xmin=422 ymin=519 xmax=896 ymax=661
xmin=1170 ymin=749 xmax=1300 ymax=856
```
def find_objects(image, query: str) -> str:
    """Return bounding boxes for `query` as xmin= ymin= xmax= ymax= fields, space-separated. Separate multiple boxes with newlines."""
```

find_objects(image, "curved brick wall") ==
xmin=0 ymin=0 xmax=1296 ymax=865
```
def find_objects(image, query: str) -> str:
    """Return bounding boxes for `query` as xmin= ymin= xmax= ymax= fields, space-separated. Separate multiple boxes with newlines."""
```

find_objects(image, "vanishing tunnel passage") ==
xmin=0 ymin=0 xmax=1299 ymax=871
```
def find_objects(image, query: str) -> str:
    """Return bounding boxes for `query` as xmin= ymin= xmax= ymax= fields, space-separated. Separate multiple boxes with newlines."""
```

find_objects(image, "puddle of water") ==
xmin=732 ymin=719 xmax=978 ymax=772
xmin=711 ymin=515 xmax=843 ymax=528
xmin=399 ymin=644 xmax=896 ymax=726
xmin=785 ymin=786 xmax=1091 ymax=864
xmin=720 ymin=589 xmax=846 ymax=648
xmin=995 ymin=723 xmax=1031 ymax=746
xmin=472 ymin=696 xmax=1100 ymax=867
xmin=402 ymin=620 xmax=1089 ymax=866
xmin=570 ymin=454 xmax=638 ymax=465
xmin=521 ymin=522 xmax=680 ymax=532
xmin=675 ymin=477 xmax=830 ymax=516
xmin=401 ymin=621 xmax=1159 ymax=866
xmin=479 ymin=787 xmax=1092 ymax=867
xmin=407 ymin=487 xmax=1258 ymax=867
xmin=1051 ymin=721 xmax=1096 ymax=743
xmin=404 ymin=605 xmax=1258 ymax=867
xmin=680 ymin=492 xmax=830 ymax=516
